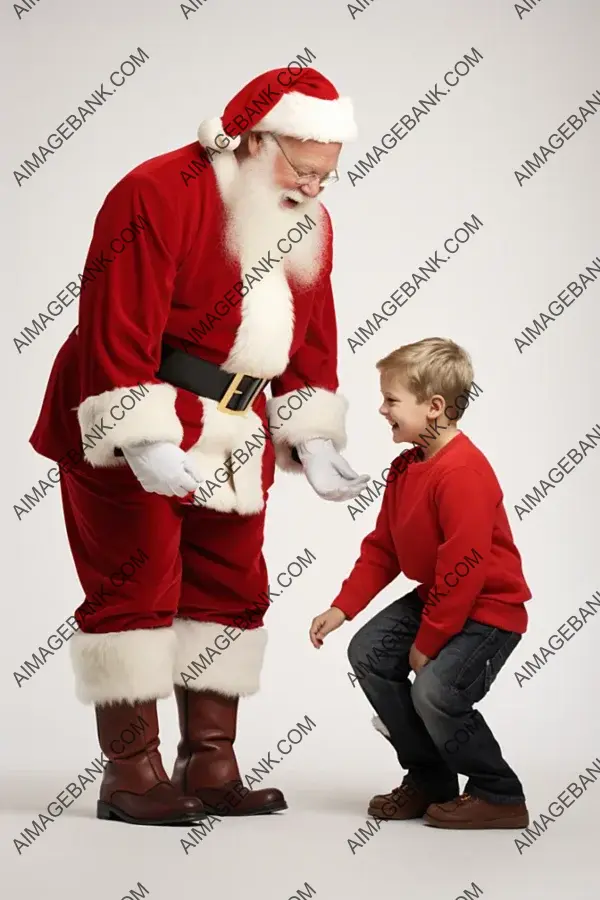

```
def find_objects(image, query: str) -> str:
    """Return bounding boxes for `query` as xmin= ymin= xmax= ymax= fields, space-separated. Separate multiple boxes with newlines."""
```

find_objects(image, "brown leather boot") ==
xmin=171 ymin=686 xmax=287 ymax=816
xmin=368 ymin=781 xmax=431 ymax=820
xmin=95 ymin=699 xmax=207 ymax=826
xmin=424 ymin=792 xmax=530 ymax=829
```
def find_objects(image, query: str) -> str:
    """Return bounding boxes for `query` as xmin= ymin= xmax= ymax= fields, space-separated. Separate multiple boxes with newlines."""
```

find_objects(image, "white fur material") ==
xmin=70 ymin=627 xmax=177 ymax=706
xmin=173 ymin=619 xmax=268 ymax=697
xmin=186 ymin=397 xmax=267 ymax=515
xmin=198 ymin=93 xmax=357 ymax=152
xmin=372 ymin=715 xmax=391 ymax=739
xmin=272 ymin=442 xmax=304 ymax=474
xmin=77 ymin=383 xmax=183 ymax=468
xmin=267 ymin=387 xmax=348 ymax=471
xmin=253 ymin=93 xmax=358 ymax=144
xmin=223 ymin=264 xmax=295 ymax=378
xmin=197 ymin=117 xmax=241 ymax=152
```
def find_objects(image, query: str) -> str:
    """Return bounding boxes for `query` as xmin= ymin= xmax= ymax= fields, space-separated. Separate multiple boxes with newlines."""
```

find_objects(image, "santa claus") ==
xmin=29 ymin=66 xmax=368 ymax=827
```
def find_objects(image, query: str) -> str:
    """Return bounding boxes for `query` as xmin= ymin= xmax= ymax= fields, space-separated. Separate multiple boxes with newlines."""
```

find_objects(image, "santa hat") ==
xmin=197 ymin=67 xmax=357 ymax=152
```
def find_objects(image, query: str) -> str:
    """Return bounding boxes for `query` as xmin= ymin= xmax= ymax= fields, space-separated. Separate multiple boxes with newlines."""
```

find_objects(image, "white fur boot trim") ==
xmin=173 ymin=619 xmax=268 ymax=697
xmin=70 ymin=627 xmax=176 ymax=706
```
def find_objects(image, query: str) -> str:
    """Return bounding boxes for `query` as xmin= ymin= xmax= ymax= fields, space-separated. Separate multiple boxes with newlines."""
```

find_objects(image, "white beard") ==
xmin=223 ymin=141 xmax=327 ymax=288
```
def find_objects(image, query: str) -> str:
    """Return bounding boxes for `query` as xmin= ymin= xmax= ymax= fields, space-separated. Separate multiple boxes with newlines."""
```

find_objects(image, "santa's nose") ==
xmin=300 ymin=181 xmax=322 ymax=198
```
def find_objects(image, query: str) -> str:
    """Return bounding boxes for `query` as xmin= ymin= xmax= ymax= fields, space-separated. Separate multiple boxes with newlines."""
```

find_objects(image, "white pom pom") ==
xmin=197 ymin=116 xmax=241 ymax=152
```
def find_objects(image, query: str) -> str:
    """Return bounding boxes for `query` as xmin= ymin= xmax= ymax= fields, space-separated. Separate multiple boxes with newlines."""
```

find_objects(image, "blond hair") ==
xmin=376 ymin=337 xmax=474 ymax=420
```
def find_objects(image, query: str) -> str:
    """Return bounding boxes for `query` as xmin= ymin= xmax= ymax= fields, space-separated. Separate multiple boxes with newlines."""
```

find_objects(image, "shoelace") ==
xmin=386 ymin=785 xmax=408 ymax=800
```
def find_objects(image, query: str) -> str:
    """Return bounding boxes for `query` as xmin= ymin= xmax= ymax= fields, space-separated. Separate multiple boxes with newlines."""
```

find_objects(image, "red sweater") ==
xmin=332 ymin=432 xmax=531 ymax=658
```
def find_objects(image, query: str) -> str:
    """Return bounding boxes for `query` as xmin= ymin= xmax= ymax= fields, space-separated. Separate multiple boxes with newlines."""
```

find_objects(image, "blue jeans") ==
xmin=347 ymin=589 xmax=525 ymax=804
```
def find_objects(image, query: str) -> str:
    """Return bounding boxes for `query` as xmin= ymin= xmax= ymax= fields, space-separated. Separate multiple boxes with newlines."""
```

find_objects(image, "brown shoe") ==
xmin=171 ymin=687 xmax=287 ymax=816
xmin=95 ymin=699 xmax=207 ymax=826
xmin=368 ymin=782 xmax=431 ymax=820
xmin=424 ymin=792 xmax=530 ymax=829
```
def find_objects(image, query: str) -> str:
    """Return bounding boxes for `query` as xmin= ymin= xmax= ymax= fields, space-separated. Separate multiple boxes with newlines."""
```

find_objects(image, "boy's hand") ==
xmin=409 ymin=643 xmax=430 ymax=673
xmin=310 ymin=608 xmax=347 ymax=648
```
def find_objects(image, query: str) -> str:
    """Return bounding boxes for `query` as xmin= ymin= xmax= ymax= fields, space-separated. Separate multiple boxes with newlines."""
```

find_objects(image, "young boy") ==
xmin=309 ymin=337 xmax=531 ymax=830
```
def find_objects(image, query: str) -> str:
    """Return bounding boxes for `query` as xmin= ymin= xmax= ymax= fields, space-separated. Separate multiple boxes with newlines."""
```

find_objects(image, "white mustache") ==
xmin=282 ymin=189 xmax=306 ymax=204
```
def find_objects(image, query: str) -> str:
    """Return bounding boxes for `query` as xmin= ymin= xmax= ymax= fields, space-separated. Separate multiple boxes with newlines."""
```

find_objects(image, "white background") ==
xmin=1 ymin=1 xmax=599 ymax=898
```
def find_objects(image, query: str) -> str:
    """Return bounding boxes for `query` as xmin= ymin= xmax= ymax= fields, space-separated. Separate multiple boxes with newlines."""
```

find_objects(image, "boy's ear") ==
xmin=429 ymin=394 xmax=446 ymax=417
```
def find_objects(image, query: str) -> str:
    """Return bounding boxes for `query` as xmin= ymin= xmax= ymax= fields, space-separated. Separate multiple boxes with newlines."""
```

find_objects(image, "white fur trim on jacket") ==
xmin=253 ymin=94 xmax=358 ymax=144
xmin=173 ymin=619 xmax=268 ymax=697
xmin=185 ymin=398 xmax=267 ymax=515
xmin=77 ymin=382 xmax=183 ymax=468
xmin=222 ymin=265 xmax=295 ymax=379
xmin=266 ymin=386 xmax=348 ymax=472
xmin=70 ymin=627 xmax=176 ymax=706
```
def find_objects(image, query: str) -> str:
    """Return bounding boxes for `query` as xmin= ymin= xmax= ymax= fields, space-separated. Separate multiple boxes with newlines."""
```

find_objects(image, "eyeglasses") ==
xmin=266 ymin=133 xmax=339 ymax=189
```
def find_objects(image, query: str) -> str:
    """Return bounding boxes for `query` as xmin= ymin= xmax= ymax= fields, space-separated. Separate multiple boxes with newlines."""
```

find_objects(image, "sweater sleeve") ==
xmin=75 ymin=172 xmax=184 ymax=467
xmin=414 ymin=466 xmax=496 ymax=658
xmin=266 ymin=210 xmax=348 ymax=472
xmin=331 ymin=485 xmax=400 ymax=620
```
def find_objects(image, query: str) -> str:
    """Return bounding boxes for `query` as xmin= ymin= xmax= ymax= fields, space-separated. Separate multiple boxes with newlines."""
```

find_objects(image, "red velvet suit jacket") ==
xmin=30 ymin=141 xmax=348 ymax=515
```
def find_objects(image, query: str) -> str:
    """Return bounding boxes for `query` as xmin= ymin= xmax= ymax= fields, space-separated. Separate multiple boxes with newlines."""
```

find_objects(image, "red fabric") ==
xmin=332 ymin=433 xmax=531 ymax=658
xmin=29 ymin=141 xmax=338 ymax=464
xmin=221 ymin=67 xmax=340 ymax=138
xmin=60 ymin=456 xmax=273 ymax=634
xmin=270 ymin=275 xmax=339 ymax=398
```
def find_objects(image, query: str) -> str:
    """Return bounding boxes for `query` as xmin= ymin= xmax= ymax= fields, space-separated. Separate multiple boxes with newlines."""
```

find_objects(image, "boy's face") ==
xmin=378 ymin=372 xmax=440 ymax=445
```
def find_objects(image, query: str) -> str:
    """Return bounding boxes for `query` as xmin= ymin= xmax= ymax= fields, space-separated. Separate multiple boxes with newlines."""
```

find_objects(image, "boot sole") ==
xmin=423 ymin=813 xmax=530 ymax=830
xmin=367 ymin=805 xmax=427 ymax=821
xmin=97 ymin=801 xmax=209 ymax=827
xmin=202 ymin=798 xmax=289 ymax=817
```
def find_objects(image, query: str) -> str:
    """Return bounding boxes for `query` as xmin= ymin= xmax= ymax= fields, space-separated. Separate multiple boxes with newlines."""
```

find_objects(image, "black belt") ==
xmin=156 ymin=344 xmax=269 ymax=415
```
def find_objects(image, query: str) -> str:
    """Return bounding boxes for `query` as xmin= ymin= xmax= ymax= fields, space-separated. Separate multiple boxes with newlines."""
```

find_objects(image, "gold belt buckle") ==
xmin=217 ymin=372 xmax=268 ymax=416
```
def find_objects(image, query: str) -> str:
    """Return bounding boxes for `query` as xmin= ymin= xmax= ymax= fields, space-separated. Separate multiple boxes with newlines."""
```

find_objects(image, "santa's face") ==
xmin=224 ymin=135 xmax=338 ymax=286
xmin=257 ymin=134 xmax=342 ymax=209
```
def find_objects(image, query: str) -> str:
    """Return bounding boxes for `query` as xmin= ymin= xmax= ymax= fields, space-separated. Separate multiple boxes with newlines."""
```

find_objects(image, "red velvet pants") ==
xmin=60 ymin=461 xmax=271 ymax=706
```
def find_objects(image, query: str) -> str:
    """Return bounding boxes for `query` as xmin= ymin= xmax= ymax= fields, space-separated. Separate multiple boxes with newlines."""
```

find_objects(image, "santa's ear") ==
xmin=246 ymin=131 xmax=264 ymax=156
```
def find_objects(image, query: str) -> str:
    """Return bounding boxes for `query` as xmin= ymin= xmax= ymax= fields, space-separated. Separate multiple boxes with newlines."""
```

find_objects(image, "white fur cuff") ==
xmin=173 ymin=619 xmax=268 ymax=697
xmin=77 ymin=382 xmax=183 ymax=468
xmin=70 ymin=627 xmax=177 ymax=706
xmin=267 ymin=386 xmax=348 ymax=472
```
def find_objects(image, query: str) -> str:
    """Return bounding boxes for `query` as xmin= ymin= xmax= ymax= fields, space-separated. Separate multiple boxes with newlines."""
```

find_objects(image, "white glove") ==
xmin=296 ymin=438 xmax=370 ymax=502
xmin=122 ymin=441 xmax=203 ymax=497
